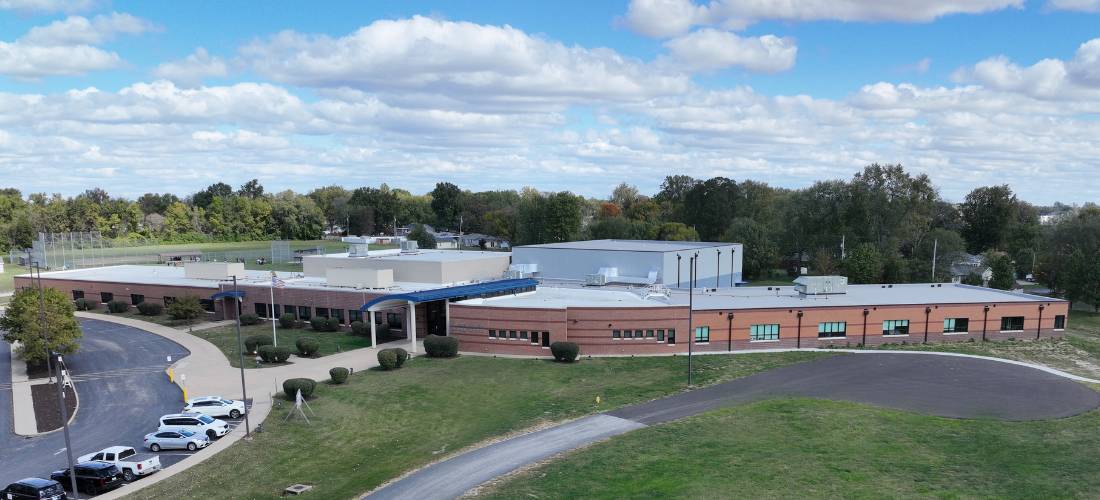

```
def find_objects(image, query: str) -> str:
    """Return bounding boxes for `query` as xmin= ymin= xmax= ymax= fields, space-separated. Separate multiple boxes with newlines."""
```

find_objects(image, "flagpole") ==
xmin=270 ymin=271 xmax=278 ymax=348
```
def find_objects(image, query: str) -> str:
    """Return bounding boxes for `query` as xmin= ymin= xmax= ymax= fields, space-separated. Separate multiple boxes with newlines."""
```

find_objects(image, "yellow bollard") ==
xmin=168 ymin=368 xmax=174 ymax=383
xmin=596 ymin=395 xmax=601 ymax=405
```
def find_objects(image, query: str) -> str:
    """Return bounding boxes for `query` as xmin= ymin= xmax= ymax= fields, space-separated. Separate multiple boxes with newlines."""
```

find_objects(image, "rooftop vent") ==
xmin=793 ymin=275 xmax=848 ymax=295
xmin=400 ymin=240 xmax=419 ymax=253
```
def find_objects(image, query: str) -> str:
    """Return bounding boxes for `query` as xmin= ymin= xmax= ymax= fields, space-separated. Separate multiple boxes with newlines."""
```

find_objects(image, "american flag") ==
xmin=272 ymin=272 xmax=286 ymax=289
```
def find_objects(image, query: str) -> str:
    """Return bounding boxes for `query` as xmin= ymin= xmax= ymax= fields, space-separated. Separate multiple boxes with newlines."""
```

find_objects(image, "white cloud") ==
xmin=0 ymin=13 xmax=154 ymax=79
xmin=22 ymin=12 xmax=155 ymax=46
xmin=0 ymin=41 xmax=120 ymax=78
xmin=1046 ymin=0 xmax=1100 ymax=12
xmin=0 ymin=0 xmax=98 ymax=13
xmin=153 ymin=48 xmax=229 ymax=87
xmin=623 ymin=0 xmax=1022 ymax=37
xmin=240 ymin=16 xmax=690 ymax=110
xmin=661 ymin=29 xmax=797 ymax=73
xmin=951 ymin=38 xmax=1100 ymax=99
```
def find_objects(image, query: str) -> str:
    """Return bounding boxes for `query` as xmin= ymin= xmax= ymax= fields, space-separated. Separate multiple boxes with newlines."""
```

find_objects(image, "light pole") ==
xmin=32 ymin=262 xmax=78 ymax=497
xmin=726 ymin=312 xmax=734 ymax=352
xmin=982 ymin=305 xmax=990 ymax=342
xmin=923 ymin=307 xmax=931 ymax=344
xmin=677 ymin=254 xmax=682 ymax=288
xmin=796 ymin=310 xmax=804 ymax=349
xmin=715 ymin=248 xmax=721 ymax=289
xmin=862 ymin=308 xmax=869 ymax=347
xmin=1036 ymin=304 xmax=1045 ymax=340
xmin=687 ymin=253 xmax=696 ymax=386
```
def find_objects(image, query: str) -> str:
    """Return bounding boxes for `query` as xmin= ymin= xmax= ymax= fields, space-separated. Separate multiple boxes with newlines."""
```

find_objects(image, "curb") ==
xmin=8 ymin=344 xmax=80 ymax=437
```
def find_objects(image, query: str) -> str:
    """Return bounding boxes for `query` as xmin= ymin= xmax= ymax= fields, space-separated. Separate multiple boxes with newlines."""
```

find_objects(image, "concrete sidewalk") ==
xmin=75 ymin=312 xmax=412 ymax=499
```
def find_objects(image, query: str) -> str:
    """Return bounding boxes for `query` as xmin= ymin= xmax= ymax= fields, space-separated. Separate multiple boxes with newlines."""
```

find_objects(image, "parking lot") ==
xmin=1 ymin=319 xmax=249 ymax=496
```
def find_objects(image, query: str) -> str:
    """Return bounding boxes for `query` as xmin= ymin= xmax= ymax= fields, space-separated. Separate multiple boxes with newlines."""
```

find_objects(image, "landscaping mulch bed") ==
xmin=25 ymin=361 xmax=50 ymax=380
xmin=31 ymin=382 xmax=77 ymax=433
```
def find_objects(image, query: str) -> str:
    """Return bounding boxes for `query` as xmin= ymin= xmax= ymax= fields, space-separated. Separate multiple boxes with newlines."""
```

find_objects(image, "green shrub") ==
xmin=329 ymin=367 xmax=349 ymax=384
xmin=310 ymin=316 xmax=339 ymax=331
xmin=550 ymin=342 xmax=580 ymax=363
xmin=244 ymin=335 xmax=273 ymax=354
xmin=239 ymin=313 xmax=260 ymax=326
xmin=296 ymin=336 xmax=321 ymax=357
xmin=377 ymin=349 xmax=400 ymax=370
xmin=258 ymin=345 xmax=293 ymax=363
xmin=279 ymin=313 xmax=296 ymax=329
xmin=167 ymin=295 xmax=204 ymax=322
xmin=327 ymin=317 xmax=341 ymax=331
xmin=282 ymin=378 xmax=316 ymax=401
xmin=107 ymin=300 xmax=129 ymax=313
xmin=424 ymin=335 xmax=459 ymax=358
xmin=393 ymin=347 xmax=410 ymax=367
xmin=74 ymin=298 xmax=96 ymax=311
xmin=137 ymin=302 xmax=163 ymax=316
xmin=350 ymin=320 xmax=368 ymax=336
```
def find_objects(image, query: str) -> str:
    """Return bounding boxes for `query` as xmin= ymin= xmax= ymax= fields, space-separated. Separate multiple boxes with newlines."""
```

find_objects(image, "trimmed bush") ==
xmin=107 ymin=300 xmax=129 ymax=313
xmin=377 ymin=349 xmax=400 ymax=370
xmin=424 ymin=335 xmax=459 ymax=358
xmin=137 ymin=302 xmax=163 ymax=316
xmin=310 ymin=316 xmax=340 ymax=332
xmin=258 ymin=345 xmax=292 ymax=363
xmin=282 ymin=378 xmax=316 ymax=401
xmin=550 ymin=342 xmax=580 ymax=363
xmin=350 ymin=320 xmax=368 ymax=336
xmin=328 ymin=317 xmax=341 ymax=331
xmin=377 ymin=323 xmax=390 ymax=336
xmin=74 ymin=298 xmax=96 ymax=311
xmin=296 ymin=336 xmax=321 ymax=357
xmin=393 ymin=347 xmax=410 ymax=368
xmin=329 ymin=367 xmax=349 ymax=384
xmin=244 ymin=334 xmax=273 ymax=354
xmin=279 ymin=313 xmax=296 ymax=329
xmin=239 ymin=313 xmax=260 ymax=326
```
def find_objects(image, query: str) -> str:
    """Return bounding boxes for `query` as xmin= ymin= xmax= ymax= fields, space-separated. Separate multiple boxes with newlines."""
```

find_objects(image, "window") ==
xmin=882 ymin=320 xmax=909 ymax=336
xmin=200 ymin=299 xmax=216 ymax=312
xmin=271 ymin=304 xmax=281 ymax=317
xmin=694 ymin=326 xmax=710 ymax=343
xmin=333 ymin=309 xmax=344 ymax=324
xmin=622 ymin=330 xmax=632 ymax=339
xmin=100 ymin=292 xmax=113 ymax=303
xmin=520 ymin=331 xmax=528 ymax=340
xmin=668 ymin=328 xmax=676 ymax=345
xmin=163 ymin=296 xmax=176 ymax=307
xmin=818 ymin=322 xmax=846 ymax=338
xmin=315 ymin=307 xmax=329 ymax=318
xmin=298 ymin=306 xmax=311 ymax=320
xmin=349 ymin=310 xmax=363 ymax=323
xmin=131 ymin=293 xmax=144 ymax=305
xmin=489 ymin=329 xmax=496 ymax=338
xmin=646 ymin=329 xmax=655 ymax=338
xmin=387 ymin=312 xmax=401 ymax=327
xmin=657 ymin=329 xmax=665 ymax=342
xmin=72 ymin=290 xmax=84 ymax=300
xmin=509 ymin=330 xmax=517 ymax=339
xmin=750 ymin=324 xmax=780 ymax=341
xmin=1054 ymin=315 xmax=1066 ymax=330
xmin=1001 ymin=316 xmax=1025 ymax=331
xmin=284 ymin=305 xmax=297 ymax=319
xmin=532 ymin=331 xmax=540 ymax=344
xmin=255 ymin=303 xmax=267 ymax=318
xmin=612 ymin=330 xmax=621 ymax=339
xmin=943 ymin=318 xmax=969 ymax=333
xmin=634 ymin=329 xmax=643 ymax=340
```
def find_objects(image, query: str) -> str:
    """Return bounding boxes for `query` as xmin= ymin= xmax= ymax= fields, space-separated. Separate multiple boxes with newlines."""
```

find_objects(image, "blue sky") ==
xmin=1 ymin=0 xmax=1099 ymax=204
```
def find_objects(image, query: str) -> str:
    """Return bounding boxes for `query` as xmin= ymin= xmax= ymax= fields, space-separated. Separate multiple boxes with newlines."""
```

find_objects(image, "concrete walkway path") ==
xmin=72 ymin=312 xmax=413 ymax=499
xmin=365 ymin=352 xmax=1100 ymax=500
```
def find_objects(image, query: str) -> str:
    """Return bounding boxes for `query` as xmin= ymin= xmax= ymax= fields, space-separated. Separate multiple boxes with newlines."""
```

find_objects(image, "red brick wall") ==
xmin=18 ymin=276 xmax=221 ymax=317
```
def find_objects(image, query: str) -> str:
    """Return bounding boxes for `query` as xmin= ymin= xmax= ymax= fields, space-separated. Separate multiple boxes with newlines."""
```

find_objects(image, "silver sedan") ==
xmin=143 ymin=430 xmax=210 ymax=452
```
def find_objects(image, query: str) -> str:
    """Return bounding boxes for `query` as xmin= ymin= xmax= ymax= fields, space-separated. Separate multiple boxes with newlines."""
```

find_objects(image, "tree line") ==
xmin=0 ymin=165 xmax=1096 ymax=307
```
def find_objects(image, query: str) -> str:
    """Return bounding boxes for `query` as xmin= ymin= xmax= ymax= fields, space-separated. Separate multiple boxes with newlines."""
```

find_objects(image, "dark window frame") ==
xmin=1054 ymin=315 xmax=1066 ymax=330
xmin=882 ymin=319 xmax=910 ymax=336
xmin=750 ymin=323 xmax=780 ymax=341
xmin=943 ymin=317 xmax=969 ymax=333
xmin=100 ymin=292 xmax=113 ymax=303
xmin=1001 ymin=316 xmax=1025 ymax=331
xmin=818 ymin=321 xmax=847 ymax=338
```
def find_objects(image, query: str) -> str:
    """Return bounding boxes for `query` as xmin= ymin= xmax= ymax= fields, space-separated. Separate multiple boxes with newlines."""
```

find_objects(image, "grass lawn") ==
xmin=85 ymin=308 xmax=217 ymax=329
xmin=130 ymin=351 xmax=828 ymax=499
xmin=869 ymin=311 xmax=1100 ymax=380
xmin=187 ymin=322 xmax=376 ymax=368
xmin=0 ymin=263 xmax=30 ymax=294
xmin=482 ymin=397 xmax=1100 ymax=499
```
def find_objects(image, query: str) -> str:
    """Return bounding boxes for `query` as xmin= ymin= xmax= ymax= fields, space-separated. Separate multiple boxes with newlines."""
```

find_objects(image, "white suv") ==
xmin=158 ymin=413 xmax=230 ymax=440
xmin=183 ymin=396 xmax=247 ymax=419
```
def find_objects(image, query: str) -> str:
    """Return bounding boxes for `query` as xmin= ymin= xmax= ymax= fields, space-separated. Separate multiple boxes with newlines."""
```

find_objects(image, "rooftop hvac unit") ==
xmin=585 ymin=274 xmax=608 ymax=286
xmin=793 ymin=275 xmax=848 ymax=295
xmin=349 ymin=243 xmax=370 ymax=257
xmin=504 ymin=270 xmax=530 ymax=279
xmin=400 ymin=240 xmax=419 ymax=253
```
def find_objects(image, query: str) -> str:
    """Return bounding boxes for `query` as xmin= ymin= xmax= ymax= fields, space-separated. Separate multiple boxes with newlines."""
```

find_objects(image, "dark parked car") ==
xmin=1 ymin=477 xmax=66 ymax=499
xmin=49 ymin=462 xmax=123 ymax=495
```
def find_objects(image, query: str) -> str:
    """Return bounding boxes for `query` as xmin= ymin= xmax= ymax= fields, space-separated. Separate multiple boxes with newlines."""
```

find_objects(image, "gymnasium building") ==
xmin=15 ymin=239 xmax=1067 ymax=356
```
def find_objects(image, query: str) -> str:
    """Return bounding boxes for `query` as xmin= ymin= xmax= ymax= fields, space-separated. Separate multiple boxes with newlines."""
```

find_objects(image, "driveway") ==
xmin=366 ymin=352 xmax=1100 ymax=500
xmin=0 ymin=319 xmax=193 ymax=489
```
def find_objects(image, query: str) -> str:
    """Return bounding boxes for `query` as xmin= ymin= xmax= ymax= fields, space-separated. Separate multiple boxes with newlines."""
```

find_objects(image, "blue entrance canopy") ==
xmin=211 ymin=290 xmax=246 ymax=300
xmin=359 ymin=278 xmax=537 ymax=312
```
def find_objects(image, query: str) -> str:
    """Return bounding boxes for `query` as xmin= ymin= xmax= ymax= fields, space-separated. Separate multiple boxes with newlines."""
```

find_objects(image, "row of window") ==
xmin=488 ymin=329 xmax=549 ymax=345
xmin=612 ymin=328 xmax=677 ymax=343
xmin=71 ymin=290 xmax=214 ymax=311
xmin=254 ymin=302 xmax=402 ymax=326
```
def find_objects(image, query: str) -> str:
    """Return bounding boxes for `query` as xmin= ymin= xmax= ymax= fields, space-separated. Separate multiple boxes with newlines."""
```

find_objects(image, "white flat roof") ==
xmin=515 ymin=239 xmax=734 ymax=252
xmin=457 ymin=281 xmax=1059 ymax=310
xmin=310 ymin=249 xmax=507 ymax=263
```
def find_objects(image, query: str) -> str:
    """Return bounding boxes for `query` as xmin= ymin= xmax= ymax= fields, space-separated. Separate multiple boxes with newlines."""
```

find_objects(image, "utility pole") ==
xmin=931 ymin=238 xmax=938 ymax=282
xmin=33 ymin=262 xmax=78 ymax=498
xmin=231 ymin=275 xmax=252 ymax=438
xmin=687 ymin=253 xmax=696 ymax=386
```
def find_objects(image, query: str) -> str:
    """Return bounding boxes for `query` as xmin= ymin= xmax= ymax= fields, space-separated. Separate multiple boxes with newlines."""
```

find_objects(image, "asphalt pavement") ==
xmin=366 ymin=352 xmax=1100 ymax=500
xmin=0 ymin=319 xmax=194 ymax=491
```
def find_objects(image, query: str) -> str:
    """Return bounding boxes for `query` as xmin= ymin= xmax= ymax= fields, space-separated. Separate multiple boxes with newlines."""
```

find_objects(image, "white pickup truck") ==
xmin=77 ymin=446 xmax=162 ymax=482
